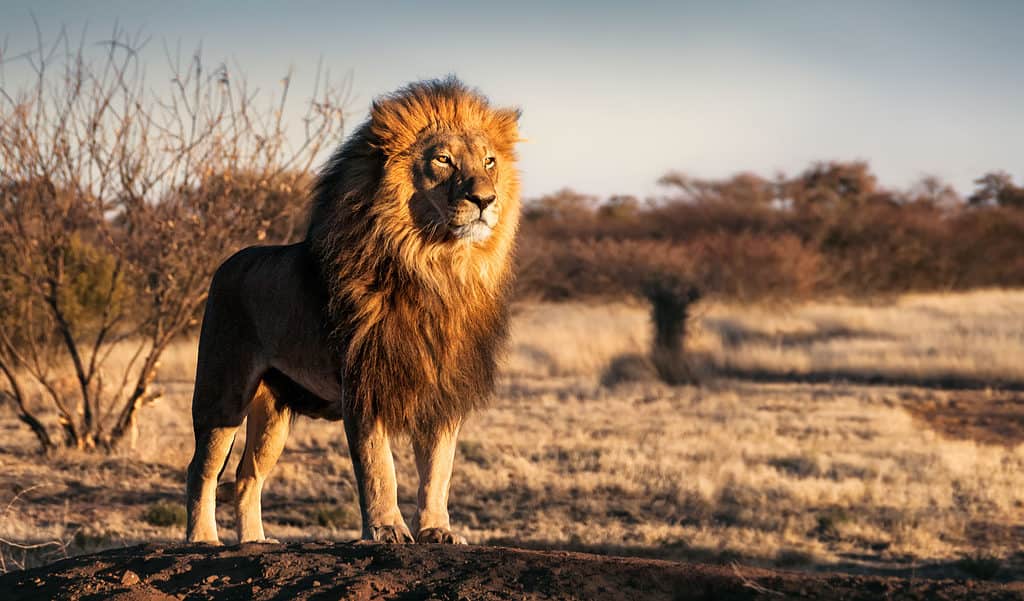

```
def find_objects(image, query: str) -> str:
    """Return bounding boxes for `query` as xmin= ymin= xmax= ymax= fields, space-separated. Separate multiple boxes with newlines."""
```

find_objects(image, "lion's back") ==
xmin=199 ymin=242 xmax=330 ymax=363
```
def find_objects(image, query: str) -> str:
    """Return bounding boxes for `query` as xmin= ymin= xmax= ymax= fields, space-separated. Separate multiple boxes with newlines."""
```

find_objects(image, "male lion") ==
xmin=185 ymin=78 xmax=521 ymax=545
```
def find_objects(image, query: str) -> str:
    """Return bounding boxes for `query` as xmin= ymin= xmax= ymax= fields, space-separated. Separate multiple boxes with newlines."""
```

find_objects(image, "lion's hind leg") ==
xmin=186 ymin=341 xmax=262 ymax=544
xmin=186 ymin=423 xmax=239 ymax=544
xmin=235 ymin=383 xmax=291 ymax=543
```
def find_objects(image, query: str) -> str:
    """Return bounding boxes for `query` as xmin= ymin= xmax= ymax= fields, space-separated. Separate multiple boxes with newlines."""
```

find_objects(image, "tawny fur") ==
xmin=307 ymin=78 xmax=521 ymax=436
xmin=185 ymin=78 xmax=521 ymax=544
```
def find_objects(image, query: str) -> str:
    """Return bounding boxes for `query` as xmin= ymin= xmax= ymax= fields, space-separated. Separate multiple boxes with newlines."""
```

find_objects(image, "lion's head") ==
xmin=306 ymin=78 xmax=523 ymax=433
xmin=367 ymin=78 xmax=521 ymax=252
xmin=309 ymin=77 xmax=521 ymax=283
xmin=407 ymin=129 xmax=504 ymax=243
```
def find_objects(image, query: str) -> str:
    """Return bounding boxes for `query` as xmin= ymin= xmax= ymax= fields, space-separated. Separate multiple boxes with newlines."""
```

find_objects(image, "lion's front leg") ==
xmin=344 ymin=415 xmax=413 ymax=543
xmin=412 ymin=421 xmax=467 ymax=544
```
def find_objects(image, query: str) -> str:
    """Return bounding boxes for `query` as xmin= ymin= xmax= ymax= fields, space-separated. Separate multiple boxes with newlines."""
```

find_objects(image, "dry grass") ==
xmin=504 ymin=301 xmax=651 ymax=379
xmin=693 ymin=288 xmax=1024 ymax=387
xmin=2 ymin=289 xmax=1024 ymax=578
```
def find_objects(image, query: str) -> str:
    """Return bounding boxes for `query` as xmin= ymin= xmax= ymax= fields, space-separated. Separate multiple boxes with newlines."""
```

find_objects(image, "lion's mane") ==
xmin=305 ymin=78 xmax=521 ymax=435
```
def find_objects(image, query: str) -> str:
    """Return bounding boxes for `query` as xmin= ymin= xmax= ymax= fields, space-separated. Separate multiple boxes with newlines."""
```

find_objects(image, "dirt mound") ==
xmin=2 ymin=542 xmax=1022 ymax=600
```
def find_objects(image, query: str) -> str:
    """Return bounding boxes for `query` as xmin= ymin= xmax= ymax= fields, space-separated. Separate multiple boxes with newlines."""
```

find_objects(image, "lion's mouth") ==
xmin=451 ymin=219 xmax=493 ymax=242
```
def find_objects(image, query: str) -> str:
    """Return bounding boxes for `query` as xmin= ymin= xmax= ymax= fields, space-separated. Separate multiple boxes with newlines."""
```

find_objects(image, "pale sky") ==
xmin=2 ymin=1 xmax=1022 ymax=199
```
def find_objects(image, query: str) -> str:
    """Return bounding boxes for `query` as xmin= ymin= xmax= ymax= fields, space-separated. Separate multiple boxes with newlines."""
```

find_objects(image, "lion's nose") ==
xmin=467 ymin=191 xmax=496 ymax=211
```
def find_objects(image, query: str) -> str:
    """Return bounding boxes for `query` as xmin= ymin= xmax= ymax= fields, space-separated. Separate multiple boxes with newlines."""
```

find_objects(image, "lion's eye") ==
xmin=484 ymin=157 xmax=496 ymax=169
xmin=434 ymin=155 xmax=452 ymax=165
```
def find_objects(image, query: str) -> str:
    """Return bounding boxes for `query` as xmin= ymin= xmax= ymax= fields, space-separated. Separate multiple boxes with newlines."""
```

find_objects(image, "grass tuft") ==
xmin=142 ymin=502 xmax=187 ymax=527
xmin=312 ymin=504 xmax=359 ymax=529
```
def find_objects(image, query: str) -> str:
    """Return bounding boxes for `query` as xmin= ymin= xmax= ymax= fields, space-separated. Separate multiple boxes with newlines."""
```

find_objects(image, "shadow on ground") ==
xmin=486 ymin=538 xmax=1024 ymax=583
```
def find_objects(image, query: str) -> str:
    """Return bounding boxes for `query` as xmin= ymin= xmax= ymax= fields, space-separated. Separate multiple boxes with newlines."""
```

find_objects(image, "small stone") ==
xmin=204 ymin=574 xmax=218 ymax=584
xmin=312 ymin=580 xmax=321 ymax=587
xmin=120 ymin=570 xmax=140 ymax=586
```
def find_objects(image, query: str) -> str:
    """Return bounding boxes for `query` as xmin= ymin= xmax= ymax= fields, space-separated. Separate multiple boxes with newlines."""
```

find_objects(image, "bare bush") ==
xmin=0 ymin=27 xmax=347 ymax=452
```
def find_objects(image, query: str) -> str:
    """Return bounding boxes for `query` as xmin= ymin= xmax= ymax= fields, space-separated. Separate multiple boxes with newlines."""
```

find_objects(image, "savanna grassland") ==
xmin=2 ymin=289 xmax=1023 ymax=581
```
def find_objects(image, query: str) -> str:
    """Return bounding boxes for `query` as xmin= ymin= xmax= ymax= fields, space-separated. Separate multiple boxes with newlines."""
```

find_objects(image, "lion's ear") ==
xmin=368 ymin=97 xmax=419 ymax=155
xmin=490 ymin=108 xmax=522 ymax=153
xmin=495 ymin=107 xmax=522 ymax=125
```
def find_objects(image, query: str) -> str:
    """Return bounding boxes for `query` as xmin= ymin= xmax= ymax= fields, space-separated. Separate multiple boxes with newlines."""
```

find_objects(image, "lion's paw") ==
xmin=368 ymin=524 xmax=414 ymax=543
xmin=416 ymin=527 xmax=467 ymax=544
xmin=187 ymin=537 xmax=224 ymax=547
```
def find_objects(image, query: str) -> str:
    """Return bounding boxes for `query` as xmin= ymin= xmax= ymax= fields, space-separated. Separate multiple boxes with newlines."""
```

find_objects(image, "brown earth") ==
xmin=2 ymin=542 xmax=1023 ymax=601
xmin=903 ymin=390 xmax=1024 ymax=447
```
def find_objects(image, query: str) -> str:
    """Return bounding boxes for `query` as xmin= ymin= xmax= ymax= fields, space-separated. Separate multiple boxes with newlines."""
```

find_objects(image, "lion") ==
xmin=185 ymin=78 xmax=521 ymax=545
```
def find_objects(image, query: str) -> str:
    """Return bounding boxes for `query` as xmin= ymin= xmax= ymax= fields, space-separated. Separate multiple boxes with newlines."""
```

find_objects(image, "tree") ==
xmin=522 ymin=188 xmax=597 ymax=222
xmin=597 ymin=194 xmax=641 ymax=220
xmin=0 ymin=27 xmax=347 ymax=452
xmin=658 ymin=171 xmax=777 ymax=206
xmin=906 ymin=175 xmax=961 ymax=208
xmin=784 ymin=161 xmax=881 ymax=209
xmin=968 ymin=171 xmax=1024 ymax=209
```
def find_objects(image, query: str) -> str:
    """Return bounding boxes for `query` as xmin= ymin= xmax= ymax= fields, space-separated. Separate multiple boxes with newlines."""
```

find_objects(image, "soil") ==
xmin=902 ymin=390 xmax=1024 ymax=446
xmin=2 ymin=541 xmax=1023 ymax=601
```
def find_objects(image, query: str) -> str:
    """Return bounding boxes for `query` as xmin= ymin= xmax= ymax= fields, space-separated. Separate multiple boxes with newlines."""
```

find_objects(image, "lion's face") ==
xmin=408 ymin=131 xmax=506 ymax=243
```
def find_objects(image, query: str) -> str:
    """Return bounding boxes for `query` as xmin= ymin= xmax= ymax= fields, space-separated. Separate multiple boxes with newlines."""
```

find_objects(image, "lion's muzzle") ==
xmin=451 ymin=214 xmax=494 ymax=242
xmin=451 ymin=176 xmax=499 ymax=242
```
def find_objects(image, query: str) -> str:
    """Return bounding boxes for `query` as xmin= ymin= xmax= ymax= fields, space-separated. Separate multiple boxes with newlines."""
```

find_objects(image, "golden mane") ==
xmin=306 ymin=77 xmax=522 ymax=434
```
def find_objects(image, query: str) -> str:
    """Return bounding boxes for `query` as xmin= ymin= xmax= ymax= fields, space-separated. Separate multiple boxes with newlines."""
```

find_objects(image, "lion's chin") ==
xmin=451 ymin=220 xmax=494 ymax=243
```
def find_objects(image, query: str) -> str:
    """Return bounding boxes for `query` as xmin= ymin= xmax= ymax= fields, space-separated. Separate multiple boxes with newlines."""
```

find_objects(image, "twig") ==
xmin=729 ymin=561 xmax=783 ymax=596
xmin=2 ymin=483 xmax=47 ymax=518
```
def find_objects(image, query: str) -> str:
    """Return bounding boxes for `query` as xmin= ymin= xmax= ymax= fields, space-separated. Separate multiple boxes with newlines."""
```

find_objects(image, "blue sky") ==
xmin=2 ymin=1 xmax=1022 ymax=199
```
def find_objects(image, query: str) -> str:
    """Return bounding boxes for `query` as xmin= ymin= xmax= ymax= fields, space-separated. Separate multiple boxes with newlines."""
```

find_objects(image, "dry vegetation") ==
xmin=0 ymin=28 xmax=346 ymax=452
xmin=516 ymin=168 xmax=1024 ymax=303
xmin=695 ymin=289 xmax=1024 ymax=388
xmin=2 ymin=289 xmax=1023 ymax=580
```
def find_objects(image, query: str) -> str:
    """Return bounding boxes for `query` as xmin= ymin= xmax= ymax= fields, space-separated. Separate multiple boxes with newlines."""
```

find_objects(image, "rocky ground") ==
xmin=2 ymin=541 xmax=1024 ymax=601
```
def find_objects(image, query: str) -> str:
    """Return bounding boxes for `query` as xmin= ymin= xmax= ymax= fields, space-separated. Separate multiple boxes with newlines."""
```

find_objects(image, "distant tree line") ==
xmin=516 ymin=161 xmax=1024 ymax=301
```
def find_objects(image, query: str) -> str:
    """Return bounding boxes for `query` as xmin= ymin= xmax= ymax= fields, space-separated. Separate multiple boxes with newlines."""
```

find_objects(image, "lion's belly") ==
xmin=261 ymin=311 xmax=343 ymax=407
xmin=263 ymin=361 xmax=345 ymax=420
xmin=270 ymin=361 xmax=342 ymax=402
